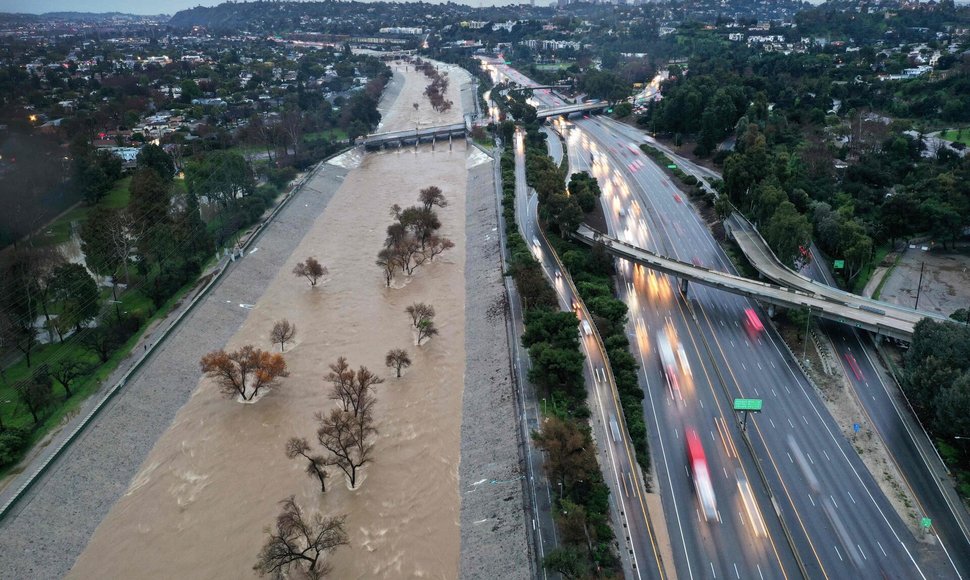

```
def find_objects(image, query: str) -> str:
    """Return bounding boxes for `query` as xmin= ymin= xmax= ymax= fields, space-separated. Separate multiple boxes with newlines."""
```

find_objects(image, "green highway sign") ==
xmin=921 ymin=517 xmax=932 ymax=529
xmin=667 ymin=164 xmax=677 ymax=169
xmin=734 ymin=398 xmax=763 ymax=412
xmin=833 ymin=259 xmax=845 ymax=269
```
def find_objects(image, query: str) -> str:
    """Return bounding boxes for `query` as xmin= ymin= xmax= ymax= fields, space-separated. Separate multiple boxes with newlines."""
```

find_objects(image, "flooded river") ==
xmin=69 ymin=62 xmax=472 ymax=579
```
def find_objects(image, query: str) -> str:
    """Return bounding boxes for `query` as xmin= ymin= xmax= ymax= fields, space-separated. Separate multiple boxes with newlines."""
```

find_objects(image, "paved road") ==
xmin=571 ymin=114 xmax=956 ymax=579
xmin=727 ymin=214 xmax=949 ymax=334
xmin=617 ymin=110 xmax=970 ymax=577
xmin=801 ymin=252 xmax=970 ymax=579
xmin=513 ymin=129 xmax=666 ymax=580
xmin=564 ymin=119 xmax=801 ymax=580
xmin=488 ymin=140 xmax=560 ymax=579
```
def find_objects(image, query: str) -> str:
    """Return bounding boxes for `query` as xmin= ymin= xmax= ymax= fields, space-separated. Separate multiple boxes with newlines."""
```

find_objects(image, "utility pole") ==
xmin=915 ymin=261 xmax=925 ymax=310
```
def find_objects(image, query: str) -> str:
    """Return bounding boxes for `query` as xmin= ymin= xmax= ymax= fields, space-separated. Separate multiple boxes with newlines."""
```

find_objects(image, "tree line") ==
xmin=413 ymin=59 xmax=453 ymax=113
xmin=497 ymin=142 xmax=620 ymax=577
xmin=903 ymin=319 xmax=970 ymax=499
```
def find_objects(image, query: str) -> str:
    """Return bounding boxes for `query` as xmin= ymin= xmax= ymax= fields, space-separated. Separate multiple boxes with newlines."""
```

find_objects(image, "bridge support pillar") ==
xmin=449 ymin=135 xmax=453 ymax=151
xmin=767 ymin=304 xmax=776 ymax=318
xmin=432 ymin=136 xmax=435 ymax=152
xmin=679 ymin=278 xmax=689 ymax=296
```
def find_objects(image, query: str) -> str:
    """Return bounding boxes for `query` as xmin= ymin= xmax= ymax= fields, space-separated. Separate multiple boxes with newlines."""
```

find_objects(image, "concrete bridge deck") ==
xmin=572 ymin=224 xmax=932 ymax=341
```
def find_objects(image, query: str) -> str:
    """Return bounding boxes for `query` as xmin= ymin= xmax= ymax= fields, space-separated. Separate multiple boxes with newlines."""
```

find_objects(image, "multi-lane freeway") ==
xmin=486 ymin=59 xmax=965 ymax=580
xmin=511 ymin=128 xmax=668 ymax=580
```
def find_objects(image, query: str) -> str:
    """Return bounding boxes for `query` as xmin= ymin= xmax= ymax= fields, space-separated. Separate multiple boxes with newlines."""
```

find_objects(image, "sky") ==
xmin=2 ymin=0 xmax=377 ymax=15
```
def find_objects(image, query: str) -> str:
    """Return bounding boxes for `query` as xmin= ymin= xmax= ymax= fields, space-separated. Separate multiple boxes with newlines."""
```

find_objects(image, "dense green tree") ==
xmin=49 ymin=263 xmax=100 ymax=336
xmin=543 ymin=192 xmax=584 ymax=236
xmin=765 ymin=201 xmax=811 ymax=268
xmin=136 ymin=144 xmax=175 ymax=181
xmin=543 ymin=546 xmax=589 ymax=579
xmin=128 ymin=167 xmax=171 ymax=224
xmin=528 ymin=342 xmax=585 ymax=400
xmin=185 ymin=150 xmax=254 ymax=209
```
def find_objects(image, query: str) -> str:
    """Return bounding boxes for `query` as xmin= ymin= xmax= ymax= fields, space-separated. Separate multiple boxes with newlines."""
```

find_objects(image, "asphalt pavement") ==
xmin=572 ymin=113 xmax=957 ymax=579
xmin=512 ymin=128 xmax=667 ymax=580
xmin=802 ymin=251 xmax=970 ymax=578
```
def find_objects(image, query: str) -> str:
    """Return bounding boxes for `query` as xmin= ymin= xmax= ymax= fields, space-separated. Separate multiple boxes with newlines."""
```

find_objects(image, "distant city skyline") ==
xmin=2 ymin=0 xmax=968 ymax=16
xmin=2 ymin=0 xmax=527 ymax=16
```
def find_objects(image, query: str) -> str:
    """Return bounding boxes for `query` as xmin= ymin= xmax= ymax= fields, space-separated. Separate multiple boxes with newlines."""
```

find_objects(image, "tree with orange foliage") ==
xmin=200 ymin=345 xmax=289 ymax=401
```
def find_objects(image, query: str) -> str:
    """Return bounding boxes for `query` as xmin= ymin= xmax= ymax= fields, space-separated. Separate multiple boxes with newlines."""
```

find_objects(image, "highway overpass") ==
xmin=361 ymin=120 xmax=467 ymax=150
xmin=724 ymin=213 xmax=949 ymax=331
xmin=572 ymin=224 xmax=929 ymax=341
xmin=535 ymin=101 xmax=609 ymax=120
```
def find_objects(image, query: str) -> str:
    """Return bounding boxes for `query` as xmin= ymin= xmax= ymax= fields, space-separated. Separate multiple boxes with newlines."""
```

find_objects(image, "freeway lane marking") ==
xmin=809 ymin=495 xmax=816 ymax=507
xmin=847 ymin=491 xmax=856 ymax=504
xmin=858 ymin=544 xmax=867 ymax=561
xmin=769 ymin=418 xmax=777 ymax=429
xmin=822 ymin=450 xmax=831 ymax=461
xmin=834 ymin=545 xmax=843 ymax=561
xmin=877 ymin=541 xmax=887 ymax=557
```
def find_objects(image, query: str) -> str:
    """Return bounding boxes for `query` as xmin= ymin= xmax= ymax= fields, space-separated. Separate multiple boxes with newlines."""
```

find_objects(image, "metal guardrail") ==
xmin=0 ymin=150 xmax=344 ymax=522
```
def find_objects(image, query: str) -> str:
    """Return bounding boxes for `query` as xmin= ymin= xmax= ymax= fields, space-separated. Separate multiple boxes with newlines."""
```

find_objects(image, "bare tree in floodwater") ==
xmin=270 ymin=319 xmax=297 ymax=352
xmin=199 ymin=345 xmax=288 ymax=401
xmin=326 ymin=358 xmax=383 ymax=417
xmin=416 ymin=317 xmax=439 ymax=345
xmin=385 ymin=349 xmax=411 ymax=378
xmin=419 ymin=185 xmax=447 ymax=211
xmin=254 ymin=496 xmax=348 ymax=580
xmin=405 ymin=302 xmax=435 ymax=328
xmin=285 ymin=437 xmax=329 ymax=492
xmin=293 ymin=257 xmax=327 ymax=286
xmin=316 ymin=407 xmax=376 ymax=489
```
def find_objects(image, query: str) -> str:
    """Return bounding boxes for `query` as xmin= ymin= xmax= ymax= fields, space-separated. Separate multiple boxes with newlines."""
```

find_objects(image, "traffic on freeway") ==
xmin=512 ymin=128 xmax=667 ymax=580
xmin=485 ymin=58 xmax=963 ymax=579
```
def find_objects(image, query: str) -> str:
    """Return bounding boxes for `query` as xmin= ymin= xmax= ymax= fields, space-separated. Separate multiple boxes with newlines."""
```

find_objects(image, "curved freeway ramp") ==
xmin=725 ymin=213 xmax=948 ymax=332
xmin=573 ymin=224 xmax=932 ymax=341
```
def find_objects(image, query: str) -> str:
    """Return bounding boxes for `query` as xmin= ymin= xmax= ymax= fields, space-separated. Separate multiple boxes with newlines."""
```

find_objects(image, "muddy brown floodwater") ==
xmin=70 ymin=62 xmax=472 ymax=580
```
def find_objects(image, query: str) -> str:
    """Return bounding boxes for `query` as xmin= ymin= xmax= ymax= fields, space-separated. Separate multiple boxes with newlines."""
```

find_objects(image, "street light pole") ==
xmin=802 ymin=307 xmax=812 ymax=365
xmin=915 ymin=261 xmax=925 ymax=310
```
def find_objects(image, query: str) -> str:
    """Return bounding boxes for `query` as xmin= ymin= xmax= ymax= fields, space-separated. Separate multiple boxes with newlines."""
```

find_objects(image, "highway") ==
xmin=560 ymin=121 xmax=799 ymax=580
xmin=613 ymin=108 xmax=970 ymax=577
xmin=512 ymin=128 xmax=667 ymax=580
xmin=489 ymin=136 xmax=561 ymax=578
xmin=801 ymin=250 xmax=970 ymax=578
xmin=727 ymin=213 xmax=950 ymax=333
xmin=571 ymin=222 xmax=923 ymax=342
xmin=491 ymin=60 xmax=960 ymax=579
xmin=573 ymin=112 xmax=956 ymax=579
